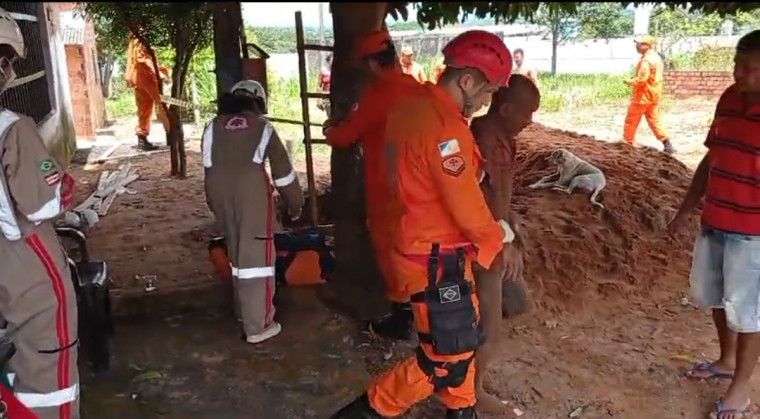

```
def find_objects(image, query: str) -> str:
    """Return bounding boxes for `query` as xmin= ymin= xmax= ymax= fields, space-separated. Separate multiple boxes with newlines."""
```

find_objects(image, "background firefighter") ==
xmin=317 ymin=53 xmax=332 ymax=117
xmin=623 ymin=35 xmax=675 ymax=154
xmin=399 ymin=46 xmax=427 ymax=84
xmin=323 ymin=28 xmax=422 ymax=343
xmin=332 ymin=30 xmax=516 ymax=419
xmin=202 ymin=80 xmax=303 ymax=344
xmin=0 ymin=7 xmax=80 ymax=418
xmin=469 ymin=74 xmax=540 ymax=414
xmin=124 ymin=34 xmax=170 ymax=151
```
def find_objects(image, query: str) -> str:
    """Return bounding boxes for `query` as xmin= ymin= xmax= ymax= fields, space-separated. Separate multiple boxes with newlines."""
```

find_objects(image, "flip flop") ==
xmin=686 ymin=362 xmax=734 ymax=380
xmin=709 ymin=398 xmax=751 ymax=419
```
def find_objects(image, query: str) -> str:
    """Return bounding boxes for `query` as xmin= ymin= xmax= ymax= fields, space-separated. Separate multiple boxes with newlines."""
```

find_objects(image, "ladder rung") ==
xmin=309 ymin=139 xmax=327 ymax=144
xmin=268 ymin=116 xmax=322 ymax=128
xmin=302 ymin=44 xmax=333 ymax=52
xmin=305 ymin=92 xmax=330 ymax=99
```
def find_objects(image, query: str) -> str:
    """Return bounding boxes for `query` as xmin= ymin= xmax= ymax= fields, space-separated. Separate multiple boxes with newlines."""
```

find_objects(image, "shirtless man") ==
xmin=514 ymin=48 xmax=539 ymax=88
xmin=469 ymin=74 xmax=541 ymax=414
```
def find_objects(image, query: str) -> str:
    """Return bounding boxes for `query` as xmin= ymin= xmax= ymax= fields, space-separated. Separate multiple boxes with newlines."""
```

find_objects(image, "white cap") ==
xmin=231 ymin=79 xmax=267 ymax=113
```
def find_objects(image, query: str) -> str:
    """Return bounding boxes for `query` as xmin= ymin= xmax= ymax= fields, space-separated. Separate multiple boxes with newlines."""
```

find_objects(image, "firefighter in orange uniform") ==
xmin=399 ymin=46 xmax=427 ymax=83
xmin=623 ymin=35 xmax=675 ymax=154
xmin=323 ymin=29 xmax=422 ymax=341
xmin=332 ymin=30 xmax=516 ymax=419
xmin=124 ymin=34 xmax=170 ymax=151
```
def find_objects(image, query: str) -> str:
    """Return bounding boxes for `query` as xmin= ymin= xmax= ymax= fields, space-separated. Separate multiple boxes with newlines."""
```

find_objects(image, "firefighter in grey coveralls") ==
xmin=0 ymin=7 xmax=81 ymax=419
xmin=202 ymin=80 xmax=304 ymax=344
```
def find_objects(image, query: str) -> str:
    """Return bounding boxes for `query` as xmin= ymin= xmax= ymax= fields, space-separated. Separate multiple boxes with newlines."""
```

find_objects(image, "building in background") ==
xmin=59 ymin=2 xmax=104 ymax=138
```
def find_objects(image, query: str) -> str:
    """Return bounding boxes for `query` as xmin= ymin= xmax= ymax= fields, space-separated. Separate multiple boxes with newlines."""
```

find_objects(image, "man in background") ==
xmin=513 ymin=48 xmax=539 ymax=88
xmin=622 ymin=35 xmax=675 ymax=154
xmin=399 ymin=46 xmax=427 ymax=83
xmin=317 ymin=53 xmax=332 ymax=117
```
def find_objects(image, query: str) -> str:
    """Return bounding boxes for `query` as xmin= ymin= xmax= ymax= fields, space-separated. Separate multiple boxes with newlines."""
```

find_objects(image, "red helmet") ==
xmin=442 ymin=30 xmax=513 ymax=85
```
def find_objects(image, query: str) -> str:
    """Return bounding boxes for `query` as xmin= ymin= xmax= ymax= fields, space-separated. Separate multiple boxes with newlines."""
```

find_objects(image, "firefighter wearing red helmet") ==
xmin=331 ymin=29 xmax=516 ymax=419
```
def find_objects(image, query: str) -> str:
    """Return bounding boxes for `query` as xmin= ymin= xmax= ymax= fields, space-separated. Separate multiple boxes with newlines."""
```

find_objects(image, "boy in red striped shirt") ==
xmin=669 ymin=30 xmax=760 ymax=419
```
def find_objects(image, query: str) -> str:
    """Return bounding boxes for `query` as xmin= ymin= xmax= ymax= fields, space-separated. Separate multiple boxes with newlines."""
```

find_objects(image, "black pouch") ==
xmin=417 ymin=243 xmax=480 ymax=356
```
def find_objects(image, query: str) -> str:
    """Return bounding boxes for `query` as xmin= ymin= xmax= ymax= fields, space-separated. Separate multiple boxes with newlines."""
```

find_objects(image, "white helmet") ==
xmin=0 ymin=8 xmax=25 ymax=58
xmin=231 ymin=79 xmax=267 ymax=113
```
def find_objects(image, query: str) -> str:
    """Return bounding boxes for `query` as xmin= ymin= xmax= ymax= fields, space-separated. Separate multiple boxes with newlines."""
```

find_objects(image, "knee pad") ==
xmin=414 ymin=346 xmax=473 ymax=391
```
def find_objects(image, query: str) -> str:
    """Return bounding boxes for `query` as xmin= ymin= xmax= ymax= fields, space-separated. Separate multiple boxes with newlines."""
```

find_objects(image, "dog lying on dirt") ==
xmin=528 ymin=148 xmax=607 ymax=209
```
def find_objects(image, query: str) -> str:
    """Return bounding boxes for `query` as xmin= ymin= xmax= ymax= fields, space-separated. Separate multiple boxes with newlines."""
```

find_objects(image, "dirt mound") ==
xmin=280 ymin=124 xmax=702 ymax=310
xmin=512 ymin=124 xmax=699 ymax=309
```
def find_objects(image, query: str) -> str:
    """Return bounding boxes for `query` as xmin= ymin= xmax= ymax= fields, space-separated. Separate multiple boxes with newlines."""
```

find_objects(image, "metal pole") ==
xmin=296 ymin=11 xmax=319 ymax=228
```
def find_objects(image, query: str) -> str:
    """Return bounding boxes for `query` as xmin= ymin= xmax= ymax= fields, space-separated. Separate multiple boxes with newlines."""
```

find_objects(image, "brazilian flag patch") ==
xmin=38 ymin=157 xmax=55 ymax=173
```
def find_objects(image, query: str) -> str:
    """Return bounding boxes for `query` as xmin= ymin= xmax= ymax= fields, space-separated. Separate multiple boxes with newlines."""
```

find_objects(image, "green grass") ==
xmin=537 ymin=73 xmax=630 ymax=112
xmin=105 ymin=64 xmax=631 ymax=159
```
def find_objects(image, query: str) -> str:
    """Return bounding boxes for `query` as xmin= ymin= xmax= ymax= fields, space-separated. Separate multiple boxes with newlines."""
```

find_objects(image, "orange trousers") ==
xmin=134 ymin=78 xmax=169 ymax=136
xmin=623 ymin=101 xmax=669 ymax=144
xmin=367 ymin=250 xmax=479 ymax=416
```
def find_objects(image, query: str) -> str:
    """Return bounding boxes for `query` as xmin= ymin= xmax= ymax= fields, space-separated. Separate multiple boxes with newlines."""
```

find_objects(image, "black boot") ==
xmin=368 ymin=302 xmax=414 ymax=341
xmin=331 ymin=393 xmax=383 ymax=419
xmin=137 ymin=134 xmax=159 ymax=151
xmin=662 ymin=139 xmax=675 ymax=155
xmin=446 ymin=406 xmax=478 ymax=419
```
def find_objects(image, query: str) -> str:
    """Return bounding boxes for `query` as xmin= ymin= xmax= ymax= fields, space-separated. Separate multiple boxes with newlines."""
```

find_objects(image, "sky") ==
xmin=241 ymin=2 xmax=417 ymax=29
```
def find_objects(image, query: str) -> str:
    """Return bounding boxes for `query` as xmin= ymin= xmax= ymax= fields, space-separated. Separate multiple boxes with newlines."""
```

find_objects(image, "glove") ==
xmin=498 ymin=219 xmax=515 ymax=243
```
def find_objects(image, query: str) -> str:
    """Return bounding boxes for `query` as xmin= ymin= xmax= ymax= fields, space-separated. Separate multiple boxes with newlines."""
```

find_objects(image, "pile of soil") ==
xmin=304 ymin=124 xmax=702 ymax=310
xmin=510 ymin=124 xmax=699 ymax=309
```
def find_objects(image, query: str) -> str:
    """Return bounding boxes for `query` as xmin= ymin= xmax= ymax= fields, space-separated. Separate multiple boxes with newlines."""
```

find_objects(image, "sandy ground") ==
xmin=71 ymin=97 xmax=738 ymax=419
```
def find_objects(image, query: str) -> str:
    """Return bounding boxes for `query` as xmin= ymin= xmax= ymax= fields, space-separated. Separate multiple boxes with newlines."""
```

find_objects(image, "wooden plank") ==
xmin=302 ymin=43 xmax=333 ymax=52
xmin=268 ymin=116 xmax=322 ymax=128
xmin=93 ymin=141 xmax=124 ymax=163
xmin=97 ymin=148 xmax=170 ymax=163
xmin=305 ymin=92 xmax=330 ymax=99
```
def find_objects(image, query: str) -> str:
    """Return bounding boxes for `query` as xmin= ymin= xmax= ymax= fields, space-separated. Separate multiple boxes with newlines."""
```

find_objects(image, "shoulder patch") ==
xmin=38 ymin=157 xmax=55 ymax=173
xmin=224 ymin=116 xmax=249 ymax=131
xmin=441 ymin=155 xmax=465 ymax=177
xmin=438 ymin=139 xmax=460 ymax=157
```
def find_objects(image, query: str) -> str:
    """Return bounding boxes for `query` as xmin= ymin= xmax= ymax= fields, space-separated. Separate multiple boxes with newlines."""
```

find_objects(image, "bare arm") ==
xmin=675 ymin=153 xmax=710 ymax=217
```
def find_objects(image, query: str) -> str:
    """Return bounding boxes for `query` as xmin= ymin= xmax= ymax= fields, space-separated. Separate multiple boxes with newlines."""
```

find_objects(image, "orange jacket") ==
xmin=630 ymin=50 xmax=664 ymax=105
xmin=325 ymin=69 xmax=421 ymax=223
xmin=384 ymin=83 xmax=504 ymax=268
xmin=125 ymin=38 xmax=168 ymax=88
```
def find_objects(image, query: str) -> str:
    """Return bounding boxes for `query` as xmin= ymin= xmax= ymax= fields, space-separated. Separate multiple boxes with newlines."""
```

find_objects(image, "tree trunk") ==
xmin=212 ymin=2 xmax=243 ymax=107
xmin=321 ymin=2 xmax=388 ymax=320
xmin=168 ymin=47 xmax=193 ymax=179
xmin=551 ymin=25 xmax=559 ymax=76
xmin=100 ymin=55 xmax=114 ymax=99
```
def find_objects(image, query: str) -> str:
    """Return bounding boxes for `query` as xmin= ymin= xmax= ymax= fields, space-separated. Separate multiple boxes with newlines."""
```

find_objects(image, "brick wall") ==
xmin=60 ymin=2 xmax=105 ymax=138
xmin=664 ymin=70 xmax=733 ymax=98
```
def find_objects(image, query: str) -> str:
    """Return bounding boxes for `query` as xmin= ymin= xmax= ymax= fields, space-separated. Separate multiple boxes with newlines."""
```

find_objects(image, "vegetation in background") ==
xmin=84 ymin=2 xmax=214 ymax=178
xmin=102 ymin=2 xmax=760 ymax=160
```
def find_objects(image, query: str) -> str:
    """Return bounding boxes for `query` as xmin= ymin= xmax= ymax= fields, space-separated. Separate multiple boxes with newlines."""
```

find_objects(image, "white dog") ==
xmin=528 ymin=149 xmax=606 ymax=209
